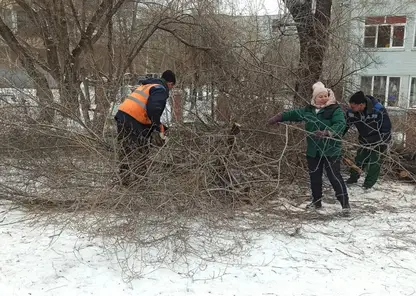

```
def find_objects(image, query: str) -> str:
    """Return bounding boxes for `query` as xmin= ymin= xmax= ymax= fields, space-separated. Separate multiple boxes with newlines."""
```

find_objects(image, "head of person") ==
xmin=349 ymin=91 xmax=367 ymax=112
xmin=312 ymin=81 xmax=331 ymax=108
xmin=161 ymin=70 xmax=176 ymax=90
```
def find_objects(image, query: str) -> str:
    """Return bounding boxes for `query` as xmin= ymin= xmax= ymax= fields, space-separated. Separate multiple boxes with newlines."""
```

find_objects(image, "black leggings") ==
xmin=307 ymin=156 xmax=349 ymax=207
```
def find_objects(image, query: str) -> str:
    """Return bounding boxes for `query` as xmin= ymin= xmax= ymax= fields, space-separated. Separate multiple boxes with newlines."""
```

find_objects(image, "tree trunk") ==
xmin=34 ymin=79 xmax=55 ymax=124
xmin=93 ymin=83 xmax=112 ymax=135
xmin=79 ymin=83 xmax=92 ymax=128
xmin=211 ymin=82 xmax=215 ymax=122
xmin=60 ymin=77 xmax=82 ymax=118
xmin=285 ymin=0 xmax=333 ymax=106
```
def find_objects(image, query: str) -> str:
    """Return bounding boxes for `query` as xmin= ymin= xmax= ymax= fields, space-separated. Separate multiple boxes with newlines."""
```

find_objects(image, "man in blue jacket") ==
xmin=344 ymin=91 xmax=392 ymax=189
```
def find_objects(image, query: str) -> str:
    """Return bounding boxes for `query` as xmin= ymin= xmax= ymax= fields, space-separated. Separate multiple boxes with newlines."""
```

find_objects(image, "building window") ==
xmin=364 ymin=16 xmax=406 ymax=48
xmin=388 ymin=77 xmax=400 ymax=107
xmin=360 ymin=76 xmax=400 ymax=107
xmin=409 ymin=78 xmax=416 ymax=108
xmin=414 ymin=29 xmax=416 ymax=47
xmin=361 ymin=76 xmax=372 ymax=95
xmin=373 ymin=76 xmax=387 ymax=103
xmin=272 ymin=19 xmax=280 ymax=32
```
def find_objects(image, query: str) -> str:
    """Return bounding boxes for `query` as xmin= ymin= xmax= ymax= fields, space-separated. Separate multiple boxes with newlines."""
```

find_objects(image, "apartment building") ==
xmin=348 ymin=0 xmax=416 ymax=109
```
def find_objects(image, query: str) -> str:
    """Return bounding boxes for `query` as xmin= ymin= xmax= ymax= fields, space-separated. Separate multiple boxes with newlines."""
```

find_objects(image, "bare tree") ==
xmin=281 ymin=0 xmax=333 ymax=105
xmin=0 ymin=0 xmax=129 ymax=124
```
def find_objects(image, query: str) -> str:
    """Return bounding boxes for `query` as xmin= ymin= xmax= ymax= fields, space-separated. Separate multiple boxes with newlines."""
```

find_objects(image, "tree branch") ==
xmin=69 ymin=0 xmax=83 ymax=33
xmin=72 ymin=0 xmax=127 ymax=59
xmin=122 ymin=22 xmax=160 ymax=74
xmin=15 ymin=0 xmax=61 ymax=79
xmin=0 ymin=16 xmax=31 ymax=64
xmin=157 ymin=26 xmax=212 ymax=51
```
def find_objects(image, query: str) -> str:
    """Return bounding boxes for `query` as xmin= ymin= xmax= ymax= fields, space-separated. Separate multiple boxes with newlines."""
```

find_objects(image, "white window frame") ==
xmin=360 ymin=76 xmax=401 ymax=108
xmin=413 ymin=19 xmax=416 ymax=48
xmin=363 ymin=16 xmax=406 ymax=49
xmin=408 ymin=77 xmax=416 ymax=108
xmin=364 ymin=24 xmax=406 ymax=48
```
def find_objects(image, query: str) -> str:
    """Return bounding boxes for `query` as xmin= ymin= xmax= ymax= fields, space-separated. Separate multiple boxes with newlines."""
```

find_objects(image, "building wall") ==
xmin=349 ymin=0 xmax=416 ymax=109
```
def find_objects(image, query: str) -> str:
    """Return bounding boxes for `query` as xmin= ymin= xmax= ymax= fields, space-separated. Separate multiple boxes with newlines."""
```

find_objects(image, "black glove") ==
xmin=150 ymin=130 xmax=165 ymax=147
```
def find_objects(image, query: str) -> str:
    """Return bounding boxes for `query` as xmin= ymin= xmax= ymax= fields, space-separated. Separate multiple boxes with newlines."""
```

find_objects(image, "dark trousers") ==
xmin=350 ymin=145 xmax=386 ymax=187
xmin=307 ymin=156 xmax=349 ymax=207
xmin=115 ymin=115 xmax=151 ymax=184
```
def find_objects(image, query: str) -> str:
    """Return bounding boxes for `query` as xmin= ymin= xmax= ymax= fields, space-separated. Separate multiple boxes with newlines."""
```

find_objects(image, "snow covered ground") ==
xmin=1 ymin=181 xmax=416 ymax=296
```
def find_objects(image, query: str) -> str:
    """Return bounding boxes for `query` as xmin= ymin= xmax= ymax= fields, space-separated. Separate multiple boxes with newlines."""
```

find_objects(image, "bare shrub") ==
xmin=1 ymin=0 xmax=416 ymax=280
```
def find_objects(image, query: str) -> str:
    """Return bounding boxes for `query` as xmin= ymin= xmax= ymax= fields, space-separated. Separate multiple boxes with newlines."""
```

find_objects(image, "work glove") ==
xmin=151 ymin=130 xmax=166 ymax=147
xmin=314 ymin=130 xmax=332 ymax=138
xmin=268 ymin=114 xmax=283 ymax=125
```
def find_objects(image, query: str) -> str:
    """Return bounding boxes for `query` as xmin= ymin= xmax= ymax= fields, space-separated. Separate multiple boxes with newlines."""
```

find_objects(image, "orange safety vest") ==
xmin=118 ymin=83 xmax=165 ymax=133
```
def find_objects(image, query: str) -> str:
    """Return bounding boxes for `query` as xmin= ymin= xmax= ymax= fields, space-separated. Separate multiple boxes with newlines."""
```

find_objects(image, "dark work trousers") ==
xmin=307 ymin=156 xmax=349 ymax=208
xmin=115 ymin=116 xmax=151 ymax=185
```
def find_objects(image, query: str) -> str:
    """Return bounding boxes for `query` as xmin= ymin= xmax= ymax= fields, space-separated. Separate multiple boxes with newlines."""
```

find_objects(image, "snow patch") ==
xmin=1 ymin=181 xmax=416 ymax=295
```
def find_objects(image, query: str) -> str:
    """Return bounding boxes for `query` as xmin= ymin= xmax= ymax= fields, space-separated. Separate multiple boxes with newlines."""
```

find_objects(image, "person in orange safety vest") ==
xmin=114 ymin=70 xmax=176 ymax=186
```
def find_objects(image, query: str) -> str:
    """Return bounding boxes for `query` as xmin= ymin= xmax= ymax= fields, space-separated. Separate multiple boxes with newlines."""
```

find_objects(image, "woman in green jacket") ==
xmin=268 ymin=82 xmax=350 ymax=212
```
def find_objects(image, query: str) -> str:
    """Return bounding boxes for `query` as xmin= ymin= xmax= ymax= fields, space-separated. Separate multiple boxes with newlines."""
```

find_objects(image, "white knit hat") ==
xmin=312 ymin=81 xmax=328 ymax=99
xmin=311 ymin=81 xmax=337 ymax=108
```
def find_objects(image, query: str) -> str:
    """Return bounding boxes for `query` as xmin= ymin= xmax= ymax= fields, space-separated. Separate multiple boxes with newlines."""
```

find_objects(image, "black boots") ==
xmin=305 ymin=199 xmax=322 ymax=210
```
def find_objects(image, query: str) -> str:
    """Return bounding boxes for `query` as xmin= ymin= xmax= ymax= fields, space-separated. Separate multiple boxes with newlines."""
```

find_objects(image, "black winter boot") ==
xmin=306 ymin=199 xmax=322 ymax=210
xmin=341 ymin=202 xmax=351 ymax=216
xmin=346 ymin=177 xmax=358 ymax=185
xmin=363 ymin=183 xmax=373 ymax=190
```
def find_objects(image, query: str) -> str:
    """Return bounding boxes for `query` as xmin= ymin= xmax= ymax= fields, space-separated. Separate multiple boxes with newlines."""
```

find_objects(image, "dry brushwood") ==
xmin=390 ymin=149 xmax=416 ymax=181
xmin=342 ymin=157 xmax=363 ymax=175
xmin=212 ymin=123 xmax=251 ymax=198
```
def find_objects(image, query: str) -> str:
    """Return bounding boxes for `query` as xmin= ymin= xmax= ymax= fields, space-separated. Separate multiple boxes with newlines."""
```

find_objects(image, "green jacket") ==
xmin=282 ymin=104 xmax=346 ymax=157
